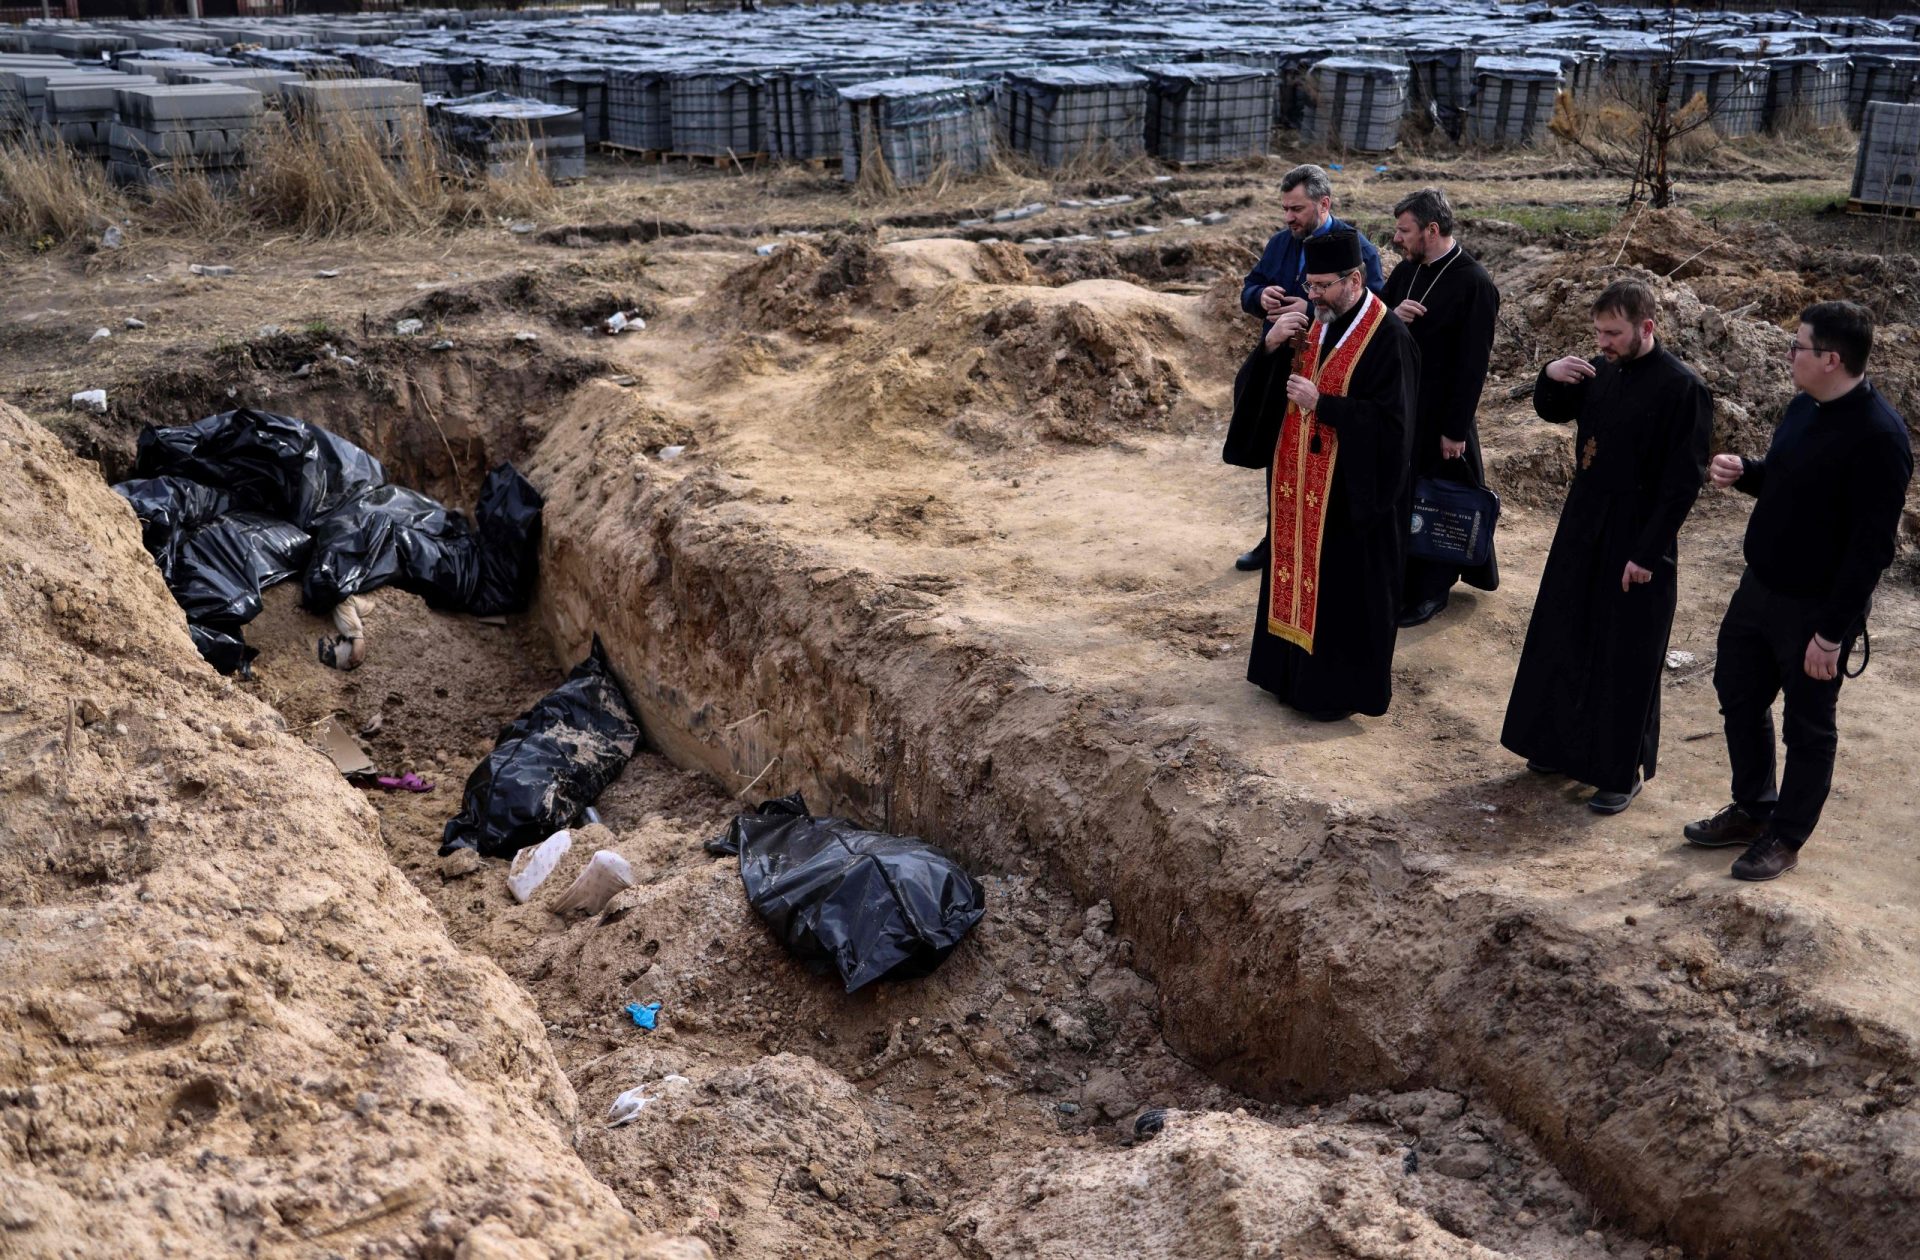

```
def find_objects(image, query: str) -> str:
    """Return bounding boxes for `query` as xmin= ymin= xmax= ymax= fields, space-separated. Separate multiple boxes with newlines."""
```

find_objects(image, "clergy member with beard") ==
xmin=1501 ymin=279 xmax=1711 ymax=813
xmin=1228 ymin=228 xmax=1419 ymax=722
xmin=1382 ymin=187 xmax=1502 ymax=626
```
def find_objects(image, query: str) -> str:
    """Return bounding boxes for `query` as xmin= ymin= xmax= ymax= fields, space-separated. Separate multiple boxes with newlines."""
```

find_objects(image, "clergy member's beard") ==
xmin=1313 ymin=284 xmax=1356 ymax=324
xmin=1602 ymin=330 xmax=1647 ymax=362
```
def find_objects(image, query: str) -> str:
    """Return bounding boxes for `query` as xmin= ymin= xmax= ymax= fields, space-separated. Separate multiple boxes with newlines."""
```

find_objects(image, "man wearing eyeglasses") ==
xmin=1684 ymin=301 xmax=1913 ymax=881
xmin=1232 ymin=164 xmax=1386 ymax=574
xmin=1501 ymin=279 xmax=1712 ymax=814
xmin=1230 ymin=228 xmax=1418 ymax=722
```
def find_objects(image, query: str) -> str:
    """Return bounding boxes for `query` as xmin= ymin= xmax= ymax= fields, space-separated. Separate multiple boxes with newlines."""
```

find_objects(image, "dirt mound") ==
xmin=0 ymin=401 xmax=702 ymax=1260
xmin=398 ymin=259 xmax=660 ymax=331
xmin=1036 ymin=238 xmax=1257 ymax=290
xmin=952 ymin=1105 xmax=1619 ymax=1260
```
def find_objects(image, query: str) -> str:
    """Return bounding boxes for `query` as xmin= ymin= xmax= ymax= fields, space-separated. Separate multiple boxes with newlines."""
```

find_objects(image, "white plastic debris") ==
xmin=89 ymin=327 xmax=111 ymax=343
xmin=395 ymin=318 xmax=424 ymax=336
xmin=258 ymin=324 xmax=282 ymax=338
xmin=506 ymin=829 xmax=573 ymax=904
xmin=754 ymin=243 xmax=783 ymax=257
xmin=552 ymin=850 xmax=634 ymax=915
xmin=315 ymin=269 xmax=339 ymax=279
xmin=124 ymin=316 xmax=146 ymax=330
xmin=189 ymin=264 xmax=234 ymax=277
xmin=70 ymin=389 xmax=107 ymax=414
xmin=657 ymin=444 xmax=686 ymax=461
xmin=430 ymin=339 xmax=454 ymax=352
xmin=508 ymin=221 xmax=535 ymax=235
xmin=602 ymin=310 xmax=643 ymax=336
xmin=513 ymin=331 xmax=540 ymax=343
xmin=606 ymin=1074 xmax=691 ymax=1128
xmin=1665 ymin=650 xmax=1697 ymax=670
xmin=1201 ymin=212 xmax=1230 ymax=226
xmin=101 ymin=225 xmax=123 ymax=249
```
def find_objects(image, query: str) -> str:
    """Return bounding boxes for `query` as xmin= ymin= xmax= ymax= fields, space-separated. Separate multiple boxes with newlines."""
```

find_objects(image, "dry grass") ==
xmin=0 ymin=139 xmax=126 ymax=252
xmin=0 ymin=112 xmax=558 ymax=252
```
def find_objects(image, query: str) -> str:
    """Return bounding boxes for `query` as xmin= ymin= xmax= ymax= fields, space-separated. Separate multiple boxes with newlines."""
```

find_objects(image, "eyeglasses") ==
xmin=1304 ymin=274 xmax=1356 ymax=295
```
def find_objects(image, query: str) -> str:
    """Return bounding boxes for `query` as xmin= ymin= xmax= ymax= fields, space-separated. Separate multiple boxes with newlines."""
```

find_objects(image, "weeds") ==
xmin=0 ymin=139 xmax=125 ymax=249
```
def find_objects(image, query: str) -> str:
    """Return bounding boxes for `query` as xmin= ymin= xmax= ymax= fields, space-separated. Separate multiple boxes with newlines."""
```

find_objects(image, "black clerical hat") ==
xmin=1303 ymin=228 xmax=1363 ymax=275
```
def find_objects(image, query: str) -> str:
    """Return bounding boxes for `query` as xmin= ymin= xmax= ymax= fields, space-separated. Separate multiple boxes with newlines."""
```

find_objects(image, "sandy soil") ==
xmin=4 ymin=132 xmax=1918 ymax=1260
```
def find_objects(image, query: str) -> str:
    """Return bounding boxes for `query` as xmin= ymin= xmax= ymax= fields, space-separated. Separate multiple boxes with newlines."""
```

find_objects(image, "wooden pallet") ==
xmin=666 ymin=150 xmax=769 ymax=170
xmin=600 ymin=142 xmax=666 ymax=160
xmin=1847 ymin=198 xmax=1920 ymax=220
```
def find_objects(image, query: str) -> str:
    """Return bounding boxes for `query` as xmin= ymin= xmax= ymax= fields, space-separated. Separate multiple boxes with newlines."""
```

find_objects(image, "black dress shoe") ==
xmin=1684 ymin=802 xmax=1770 ymax=848
xmin=1524 ymin=760 xmax=1560 ymax=775
xmin=1731 ymin=834 xmax=1798 ymax=881
xmin=1235 ymin=541 xmax=1269 ymax=572
xmin=1303 ymin=708 xmax=1352 ymax=722
xmin=1397 ymin=597 xmax=1448 ymax=628
xmin=1588 ymin=779 xmax=1643 ymax=814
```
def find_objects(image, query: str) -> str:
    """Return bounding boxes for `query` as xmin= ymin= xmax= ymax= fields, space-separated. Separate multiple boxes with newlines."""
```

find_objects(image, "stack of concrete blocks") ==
xmin=182 ymin=68 xmax=307 ymax=108
xmin=605 ymin=66 xmax=673 ymax=150
xmin=1598 ymin=44 xmax=1672 ymax=106
xmin=1000 ymin=65 xmax=1147 ymax=167
xmin=25 ymin=29 xmax=135 ymax=60
xmin=1138 ymin=62 xmax=1274 ymax=163
xmin=1467 ymin=55 xmax=1562 ymax=145
xmin=284 ymin=78 xmax=425 ymax=159
xmin=1 ymin=65 xmax=139 ymax=140
xmin=43 ymin=74 xmax=159 ymax=158
xmin=1765 ymin=53 xmax=1849 ymax=131
xmin=1852 ymin=100 xmax=1920 ymax=211
xmin=1847 ymin=53 xmax=1920 ymax=129
xmin=431 ymin=91 xmax=585 ymax=182
xmin=515 ymin=62 xmax=605 ymax=145
xmin=109 ymin=83 xmax=264 ymax=189
xmin=838 ymin=75 xmax=995 ymax=187
xmin=767 ymin=67 xmax=896 ymax=161
xmin=1671 ymin=59 xmax=1766 ymax=138
xmin=1304 ymin=57 xmax=1408 ymax=152
xmin=669 ymin=68 xmax=767 ymax=157
xmin=1407 ymin=47 xmax=1474 ymax=139
xmin=244 ymin=49 xmax=352 ymax=79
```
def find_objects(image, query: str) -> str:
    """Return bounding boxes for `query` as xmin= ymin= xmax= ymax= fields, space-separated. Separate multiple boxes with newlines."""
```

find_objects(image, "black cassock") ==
xmin=1500 ymin=343 xmax=1711 ymax=792
xmin=1223 ymin=297 xmax=1420 ymax=717
xmin=1380 ymin=244 xmax=1502 ymax=604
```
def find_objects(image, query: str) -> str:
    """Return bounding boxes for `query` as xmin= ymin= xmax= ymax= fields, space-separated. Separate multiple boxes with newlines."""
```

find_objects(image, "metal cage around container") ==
xmin=1136 ymin=61 xmax=1273 ymax=164
xmin=838 ymin=75 xmax=996 ymax=188
xmin=1000 ymin=64 xmax=1148 ymax=168
xmin=1303 ymin=57 xmax=1408 ymax=153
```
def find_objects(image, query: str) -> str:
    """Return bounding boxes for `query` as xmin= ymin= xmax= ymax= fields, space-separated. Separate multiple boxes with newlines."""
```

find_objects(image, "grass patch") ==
xmin=1483 ymin=204 xmax=1621 ymax=238
xmin=1698 ymin=188 xmax=1845 ymax=222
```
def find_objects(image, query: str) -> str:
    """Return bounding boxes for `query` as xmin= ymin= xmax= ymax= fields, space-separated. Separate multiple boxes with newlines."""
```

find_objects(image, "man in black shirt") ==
xmin=1686 ymin=301 xmax=1915 ymax=881
xmin=1381 ymin=187 xmax=1502 ymax=626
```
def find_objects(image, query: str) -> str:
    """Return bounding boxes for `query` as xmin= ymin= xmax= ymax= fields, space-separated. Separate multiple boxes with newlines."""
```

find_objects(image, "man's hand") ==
xmin=1440 ymin=436 xmax=1466 ymax=460
xmin=1708 ymin=453 xmax=1744 ymax=489
xmin=1394 ymin=298 xmax=1427 ymax=322
xmin=1259 ymin=286 xmax=1290 ymax=315
xmin=1264 ymin=310 xmax=1310 ymax=352
xmin=1286 ymin=373 xmax=1319 ymax=413
xmin=1546 ymin=355 xmax=1598 ymax=385
xmin=1804 ymin=634 xmax=1841 ymax=681
xmin=1621 ymin=560 xmax=1653 ymax=592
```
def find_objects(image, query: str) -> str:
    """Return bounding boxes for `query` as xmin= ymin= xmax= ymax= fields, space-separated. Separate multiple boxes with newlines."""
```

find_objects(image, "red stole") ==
xmin=1268 ymin=290 xmax=1388 ymax=653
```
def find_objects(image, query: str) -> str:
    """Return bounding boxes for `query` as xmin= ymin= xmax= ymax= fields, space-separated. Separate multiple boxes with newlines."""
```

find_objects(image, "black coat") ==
xmin=1500 ymin=343 xmax=1711 ymax=790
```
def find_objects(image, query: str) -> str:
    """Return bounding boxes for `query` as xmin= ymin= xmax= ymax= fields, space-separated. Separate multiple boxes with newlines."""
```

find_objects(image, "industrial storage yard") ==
xmin=6 ymin=3 xmax=1920 ymax=1259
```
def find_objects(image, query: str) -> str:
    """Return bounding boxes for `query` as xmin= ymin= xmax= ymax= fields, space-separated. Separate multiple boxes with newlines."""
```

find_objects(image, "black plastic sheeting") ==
xmin=119 ymin=410 xmax=545 ymax=676
xmin=440 ymin=635 xmax=642 ymax=859
xmin=135 ymin=407 xmax=386 ymax=530
xmin=707 ymin=793 xmax=986 ymax=993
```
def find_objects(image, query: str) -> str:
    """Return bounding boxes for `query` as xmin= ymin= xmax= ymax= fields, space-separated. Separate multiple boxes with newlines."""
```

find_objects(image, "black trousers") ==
xmin=1712 ymin=569 xmax=1852 ymax=848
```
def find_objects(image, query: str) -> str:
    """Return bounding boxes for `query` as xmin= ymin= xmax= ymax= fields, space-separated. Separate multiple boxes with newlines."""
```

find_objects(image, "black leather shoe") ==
xmin=1397 ymin=597 xmax=1448 ymax=628
xmin=1235 ymin=542 xmax=1269 ymax=572
xmin=1588 ymin=779 xmax=1643 ymax=814
xmin=1684 ymin=802 xmax=1769 ymax=848
xmin=1303 ymin=708 xmax=1353 ymax=722
xmin=1524 ymin=760 xmax=1560 ymax=775
xmin=1731 ymin=834 xmax=1798 ymax=881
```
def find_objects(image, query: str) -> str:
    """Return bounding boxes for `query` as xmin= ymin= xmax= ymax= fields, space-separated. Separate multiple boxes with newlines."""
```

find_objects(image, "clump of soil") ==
xmin=1036 ymin=238 xmax=1256 ymax=290
xmin=398 ymin=258 xmax=661 ymax=331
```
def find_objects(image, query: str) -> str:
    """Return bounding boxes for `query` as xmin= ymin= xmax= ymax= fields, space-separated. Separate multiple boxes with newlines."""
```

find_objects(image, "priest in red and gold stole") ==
xmin=1223 ymin=228 xmax=1420 ymax=721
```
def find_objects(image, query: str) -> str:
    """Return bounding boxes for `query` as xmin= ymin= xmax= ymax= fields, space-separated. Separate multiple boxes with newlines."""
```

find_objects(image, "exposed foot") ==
xmin=1731 ymin=834 xmax=1799 ymax=882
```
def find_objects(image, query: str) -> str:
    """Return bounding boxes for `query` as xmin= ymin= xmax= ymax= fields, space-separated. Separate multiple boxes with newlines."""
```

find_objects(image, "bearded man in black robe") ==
xmin=1382 ymin=187 xmax=1502 ymax=626
xmin=1223 ymin=229 xmax=1420 ymax=721
xmin=1501 ymin=279 xmax=1712 ymax=813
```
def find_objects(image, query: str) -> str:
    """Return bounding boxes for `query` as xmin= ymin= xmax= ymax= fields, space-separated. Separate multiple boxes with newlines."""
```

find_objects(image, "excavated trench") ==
xmin=84 ymin=327 xmax=1920 ymax=1260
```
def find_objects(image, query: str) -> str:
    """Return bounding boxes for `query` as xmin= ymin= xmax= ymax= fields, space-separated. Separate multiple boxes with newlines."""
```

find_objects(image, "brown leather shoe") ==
xmin=1684 ymin=803 xmax=1769 ymax=849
